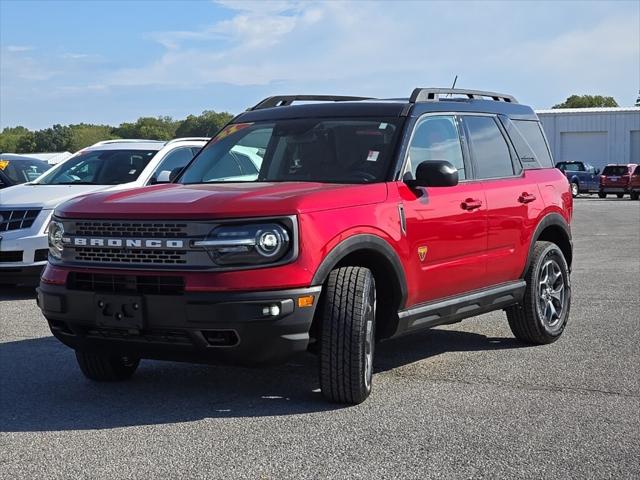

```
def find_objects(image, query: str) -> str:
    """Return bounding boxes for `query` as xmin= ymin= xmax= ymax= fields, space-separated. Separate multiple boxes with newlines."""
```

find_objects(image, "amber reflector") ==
xmin=298 ymin=295 xmax=314 ymax=308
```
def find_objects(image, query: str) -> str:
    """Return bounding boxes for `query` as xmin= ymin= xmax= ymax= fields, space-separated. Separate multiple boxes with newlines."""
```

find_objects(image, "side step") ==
xmin=395 ymin=281 xmax=526 ymax=336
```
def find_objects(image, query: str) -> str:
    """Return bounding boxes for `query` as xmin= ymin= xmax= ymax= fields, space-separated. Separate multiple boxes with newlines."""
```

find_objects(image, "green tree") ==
xmin=0 ymin=126 xmax=32 ymax=153
xmin=33 ymin=124 xmax=73 ymax=152
xmin=552 ymin=94 xmax=619 ymax=109
xmin=175 ymin=110 xmax=233 ymax=138
xmin=15 ymin=131 xmax=37 ymax=153
xmin=113 ymin=116 xmax=178 ymax=140
xmin=68 ymin=124 xmax=117 ymax=151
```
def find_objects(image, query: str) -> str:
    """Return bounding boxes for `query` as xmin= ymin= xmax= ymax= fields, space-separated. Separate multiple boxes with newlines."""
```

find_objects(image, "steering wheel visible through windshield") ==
xmin=180 ymin=118 xmax=401 ymax=184
xmin=34 ymin=149 xmax=158 ymax=185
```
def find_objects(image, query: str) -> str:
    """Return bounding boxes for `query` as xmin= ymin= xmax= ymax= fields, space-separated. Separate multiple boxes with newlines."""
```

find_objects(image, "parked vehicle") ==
xmin=0 ymin=154 xmax=51 ymax=189
xmin=555 ymin=161 xmax=600 ymax=197
xmin=598 ymin=164 xmax=638 ymax=198
xmin=0 ymin=138 xmax=207 ymax=285
xmin=629 ymin=165 xmax=640 ymax=200
xmin=38 ymin=89 xmax=573 ymax=404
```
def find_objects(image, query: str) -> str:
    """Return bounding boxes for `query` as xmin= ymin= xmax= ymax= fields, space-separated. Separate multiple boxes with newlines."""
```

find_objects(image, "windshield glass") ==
xmin=35 ymin=149 xmax=158 ymax=185
xmin=180 ymin=118 xmax=402 ymax=184
xmin=602 ymin=166 xmax=627 ymax=176
xmin=0 ymin=158 xmax=51 ymax=183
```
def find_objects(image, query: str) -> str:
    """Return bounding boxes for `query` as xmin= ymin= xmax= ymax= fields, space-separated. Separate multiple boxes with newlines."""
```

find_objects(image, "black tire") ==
xmin=319 ymin=266 xmax=376 ymax=405
xmin=506 ymin=241 xmax=571 ymax=345
xmin=570 ymin=182 xmax=579 ymax=198
xmin=631 ymin=191 xmax=639 ymax=201
xmin=598 ymin=191 xmax=606 ymax=199
xmin=75 ymin=351 xmax=140 ymax=381
xmin=616 ymin=193 xmax=624 ymax=199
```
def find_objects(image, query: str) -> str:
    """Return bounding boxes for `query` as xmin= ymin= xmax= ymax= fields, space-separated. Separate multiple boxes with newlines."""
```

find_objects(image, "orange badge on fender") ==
xmin=418 ymin=246 xmax=428 ymax=262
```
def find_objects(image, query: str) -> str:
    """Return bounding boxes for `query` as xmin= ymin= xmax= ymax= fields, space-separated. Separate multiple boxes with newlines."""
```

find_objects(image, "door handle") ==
xmin=518 ymin=193 xmax=537 ymax=204
xmin=461 ymin=198 xmax=482 ymax=210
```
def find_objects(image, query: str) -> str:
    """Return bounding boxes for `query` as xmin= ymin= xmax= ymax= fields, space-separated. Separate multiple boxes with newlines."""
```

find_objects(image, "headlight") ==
xmin=48 ymin=220 xmax=65 ymax=259
xmin=194 ymin=222 xmax=291 ymax=266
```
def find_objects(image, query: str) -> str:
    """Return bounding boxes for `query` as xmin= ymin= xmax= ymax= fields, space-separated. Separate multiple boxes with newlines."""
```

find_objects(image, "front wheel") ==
xmin=598 ymin=191 xmax=607 ymax=199
xmin=506 ymin=241 xmax=571 ymax=344
xmin=570 ymin=182 xmax=579 ymax=198
xmin=319 ymin=266 xmax=376 ymax=404
xmin=75 ymin=351 xmax=140 ymax=381
xmin=631 ymin=191 xmax=639 ymax=201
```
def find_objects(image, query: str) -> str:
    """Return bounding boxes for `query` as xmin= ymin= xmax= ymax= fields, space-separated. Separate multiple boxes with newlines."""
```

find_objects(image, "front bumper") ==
xmin=0 ymin=223 xmax=49 ymax=284
xmin=600 ymin=186 xmax=627 ymax=193
xmin=37 ymin=282 xmax=322 ymax=365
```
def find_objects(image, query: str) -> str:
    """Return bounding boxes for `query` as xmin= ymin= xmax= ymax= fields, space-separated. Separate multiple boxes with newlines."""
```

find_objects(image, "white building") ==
xmin=536 ymin=107 xmax=640 ymax=169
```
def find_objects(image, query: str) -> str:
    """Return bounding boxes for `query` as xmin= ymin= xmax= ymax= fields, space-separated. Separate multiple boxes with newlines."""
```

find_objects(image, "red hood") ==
xmin=55 ymin=182 xmax=388 ymax=219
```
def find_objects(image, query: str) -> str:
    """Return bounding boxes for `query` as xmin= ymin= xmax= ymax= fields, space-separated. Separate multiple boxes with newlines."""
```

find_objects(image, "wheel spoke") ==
xmin=550 ymin=284 xmax=564 ymax=301
xmin=548 ymin=300 xmax=558 ymax=321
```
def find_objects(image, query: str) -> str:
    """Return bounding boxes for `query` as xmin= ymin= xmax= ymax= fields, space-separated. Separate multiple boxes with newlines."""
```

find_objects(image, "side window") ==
xmin=149 ymin=147 xmax=194 ymax=183
xmin=464 ymin=116 xmax=514 ymax=179
xmin=512 ymin=120 xmax=553 ymax=168
xmin=407 ymin=116 xmax=466 ymax=180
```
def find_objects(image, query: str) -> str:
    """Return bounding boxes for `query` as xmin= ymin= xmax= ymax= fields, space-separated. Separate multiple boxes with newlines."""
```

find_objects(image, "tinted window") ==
xmin=35 ymin=149 xmax=157 ymax=185
xmin=602 ymin=165 xmax=628 ymax=176
xmin=556 ymin=162 xmax=585 ymax=172
xmin=407 ymin=116 xmax=465 ymax=180
xmin=0 ymin=158 xmax=50 ymax=183
xmin=181 ymin=118 xmax=402 ymax=184
xmin=513 ymin=120 xmax=553 ymax=167
xmin=464 ymin=116 xmax=514 ymax=178
xmin=633 ymin=166 xmax=640 ymax=175
xmin=150 ymin=147 xmax=195 ymax=182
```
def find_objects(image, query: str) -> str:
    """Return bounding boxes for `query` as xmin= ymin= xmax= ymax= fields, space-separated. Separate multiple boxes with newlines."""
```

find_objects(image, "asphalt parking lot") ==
xmin=1 ymin=197 xmax=639 ymax=479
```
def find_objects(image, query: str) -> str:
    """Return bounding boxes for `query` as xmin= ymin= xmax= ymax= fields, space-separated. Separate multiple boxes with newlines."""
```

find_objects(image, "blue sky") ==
xmin=1 ymin=0 xmax=638 ymax=129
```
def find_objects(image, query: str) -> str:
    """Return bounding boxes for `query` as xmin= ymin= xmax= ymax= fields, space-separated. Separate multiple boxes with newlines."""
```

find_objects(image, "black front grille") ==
xmin=68 ymin=272 xmax=185 ymax=295
xmin=74 ymin=221 xmax=188 ymax=238
xmin=74 ymin=247 xmax=187 ymax=265
xmin=83 ymin=327 xmax=192 ymax=345
xmin=0 ymin=251 xmax=23 ymax=263
xmin=0 ymin=209 xmax=41 ymax=232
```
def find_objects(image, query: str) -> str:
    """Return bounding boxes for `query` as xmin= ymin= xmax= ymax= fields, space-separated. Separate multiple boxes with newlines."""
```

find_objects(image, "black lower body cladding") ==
xmin=37 ymin=282 xmax=322 ymax=365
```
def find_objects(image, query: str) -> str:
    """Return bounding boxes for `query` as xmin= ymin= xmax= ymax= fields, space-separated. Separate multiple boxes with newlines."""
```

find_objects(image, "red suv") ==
xmin=599 ymin=164 xmax=638 ymax=198
xmin=38 ymin=89 xmax=573 ymax=404
xmin=628 ymin=165 xmax=640 ymax=200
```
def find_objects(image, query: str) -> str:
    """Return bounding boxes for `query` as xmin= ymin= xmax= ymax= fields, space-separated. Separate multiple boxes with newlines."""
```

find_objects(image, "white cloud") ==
xmin=5 ymin=45 xmax=34 ymax=52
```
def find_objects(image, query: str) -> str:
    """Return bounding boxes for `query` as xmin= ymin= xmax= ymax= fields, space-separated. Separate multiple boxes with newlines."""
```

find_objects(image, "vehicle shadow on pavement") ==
xmin=0 ymin=329 xmax=526 ymax=432
xmin=0 ymin=286 xmax=38 ymax=300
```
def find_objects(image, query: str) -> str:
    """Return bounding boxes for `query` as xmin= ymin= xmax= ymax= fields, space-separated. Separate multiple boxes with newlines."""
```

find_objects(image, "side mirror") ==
xmin=406 ymin=160 xmax=459 ymax=188
xmin=594 ymin=168 xmax=600 ymax=175
xmin=149 ymin=167 xmax=184 ymax=185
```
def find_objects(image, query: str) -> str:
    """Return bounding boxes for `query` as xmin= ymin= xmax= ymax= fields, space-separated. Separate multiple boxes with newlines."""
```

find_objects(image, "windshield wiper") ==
xmin=55 ymin=181 xmax=97 ymax=185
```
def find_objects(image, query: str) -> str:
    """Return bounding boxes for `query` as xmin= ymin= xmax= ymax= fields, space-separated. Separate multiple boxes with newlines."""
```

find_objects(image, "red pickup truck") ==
xmin=38 ymin=89 xmax=573 ymax=404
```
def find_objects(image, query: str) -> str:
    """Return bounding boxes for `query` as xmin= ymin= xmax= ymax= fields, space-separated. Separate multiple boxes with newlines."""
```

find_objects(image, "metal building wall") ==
xmin=536 ymin=108 xmax=640 ymax=168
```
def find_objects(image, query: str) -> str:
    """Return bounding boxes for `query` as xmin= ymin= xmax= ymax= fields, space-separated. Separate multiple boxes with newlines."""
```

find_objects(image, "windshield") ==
xmin=602 ymin=166 xmax=628 ymax=176
xmin=557 ymin=162 xmax=584 ymax=172
xmin=180 ymin=118 xmax=402 ymax=184
xmin=0 ymin=158 xmax=51 ymax=183
xmin=35 ymin=149 xmax=158 ymax=185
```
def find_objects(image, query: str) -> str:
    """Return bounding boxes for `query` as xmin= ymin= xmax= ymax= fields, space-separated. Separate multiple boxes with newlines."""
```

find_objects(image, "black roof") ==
xmin=235 ymin=88 xmax=538 ymax=123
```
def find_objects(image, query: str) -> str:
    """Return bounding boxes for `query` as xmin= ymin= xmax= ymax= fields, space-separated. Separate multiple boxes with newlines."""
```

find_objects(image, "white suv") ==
xmin=0 ymin=137 xmax=208 ymax=285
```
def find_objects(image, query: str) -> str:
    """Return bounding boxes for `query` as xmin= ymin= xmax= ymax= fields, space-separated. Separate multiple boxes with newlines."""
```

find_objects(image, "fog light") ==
xmin=262 ymin=304 xmax=280 ymax=316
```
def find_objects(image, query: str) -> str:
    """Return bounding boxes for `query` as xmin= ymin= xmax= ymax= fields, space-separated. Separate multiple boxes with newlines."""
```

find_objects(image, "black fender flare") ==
xmin=311 ymin=234 xmax=408 ymax=309
xmin=523 ymin=213 xmax=573 ymax=277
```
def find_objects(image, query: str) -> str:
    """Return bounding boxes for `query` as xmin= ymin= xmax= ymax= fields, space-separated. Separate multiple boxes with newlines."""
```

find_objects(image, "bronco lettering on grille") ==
xmin=64 ymin=237 xmax=186 ymax=249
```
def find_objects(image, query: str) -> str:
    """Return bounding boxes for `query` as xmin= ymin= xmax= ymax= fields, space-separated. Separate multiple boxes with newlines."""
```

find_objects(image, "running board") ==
xmin=394 ymin=281 xmax=526 ymax=337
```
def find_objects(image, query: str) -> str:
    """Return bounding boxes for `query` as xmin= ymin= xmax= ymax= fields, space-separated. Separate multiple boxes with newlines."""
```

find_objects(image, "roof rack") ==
xmin=410 ymin=88 xmax=518 ymax=104
xmin=165 ymin=137 xmax=210 ymax=145
xmin=91 ymin=139 xmax=165 ymax=146
xmin=248 ymin=95 xmax=374 ymax=111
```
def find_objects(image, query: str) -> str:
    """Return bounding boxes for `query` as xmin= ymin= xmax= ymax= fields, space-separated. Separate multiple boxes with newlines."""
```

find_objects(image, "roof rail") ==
xmin=410 ymin=88 xmax=518 ymax=104
xmin=91 ymin=139 xmax=165 ymax=146
xmin=248 ymin=95 xmax=374 ymax=111
xmin=165 ymin=137 xmax=210 ymax=145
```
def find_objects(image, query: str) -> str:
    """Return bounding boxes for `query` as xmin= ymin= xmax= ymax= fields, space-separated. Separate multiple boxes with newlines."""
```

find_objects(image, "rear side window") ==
xmin=557 ymin=162 xmax=585 ymax=172
xmin=602 ymin=165 xmax=628 ymax=176
xmin=464 ymin=116 xmax=514 ymax=179
xmin=512 ymin=120 xmax=553 ymax=168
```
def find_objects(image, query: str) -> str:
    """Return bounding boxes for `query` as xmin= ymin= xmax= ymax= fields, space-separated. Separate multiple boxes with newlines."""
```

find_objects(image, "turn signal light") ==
xmin=298 ymin=295 xmax=314 ymax=308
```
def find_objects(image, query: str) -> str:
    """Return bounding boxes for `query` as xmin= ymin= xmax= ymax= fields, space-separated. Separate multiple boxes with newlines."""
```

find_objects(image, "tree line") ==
xmin=0 ymin=110 xmax=234 ymax=154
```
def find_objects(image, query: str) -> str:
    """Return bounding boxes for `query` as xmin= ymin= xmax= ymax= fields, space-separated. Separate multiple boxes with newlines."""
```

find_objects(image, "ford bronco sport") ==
xmin=38 ymin=88 xmax=573 ymax=404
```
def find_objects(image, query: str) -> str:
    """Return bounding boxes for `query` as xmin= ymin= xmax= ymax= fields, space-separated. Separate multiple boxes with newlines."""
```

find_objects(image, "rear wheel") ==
xmin=631 ymin=191 xmax=639 ymax=201
xmin=616 ymin=193 xmax=624 ymax=198
xmin=75 ymin=351 xmax=140 ymax=381
xmin=319 ymin=266 xmax=376 ymax=405
xmin=570 ymin=182 xmax=579 ymax=198
xmin=506 ymin=242 xmax=570 ymax=344
xmin=598 ymin=191 xmax=606 ymax=199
